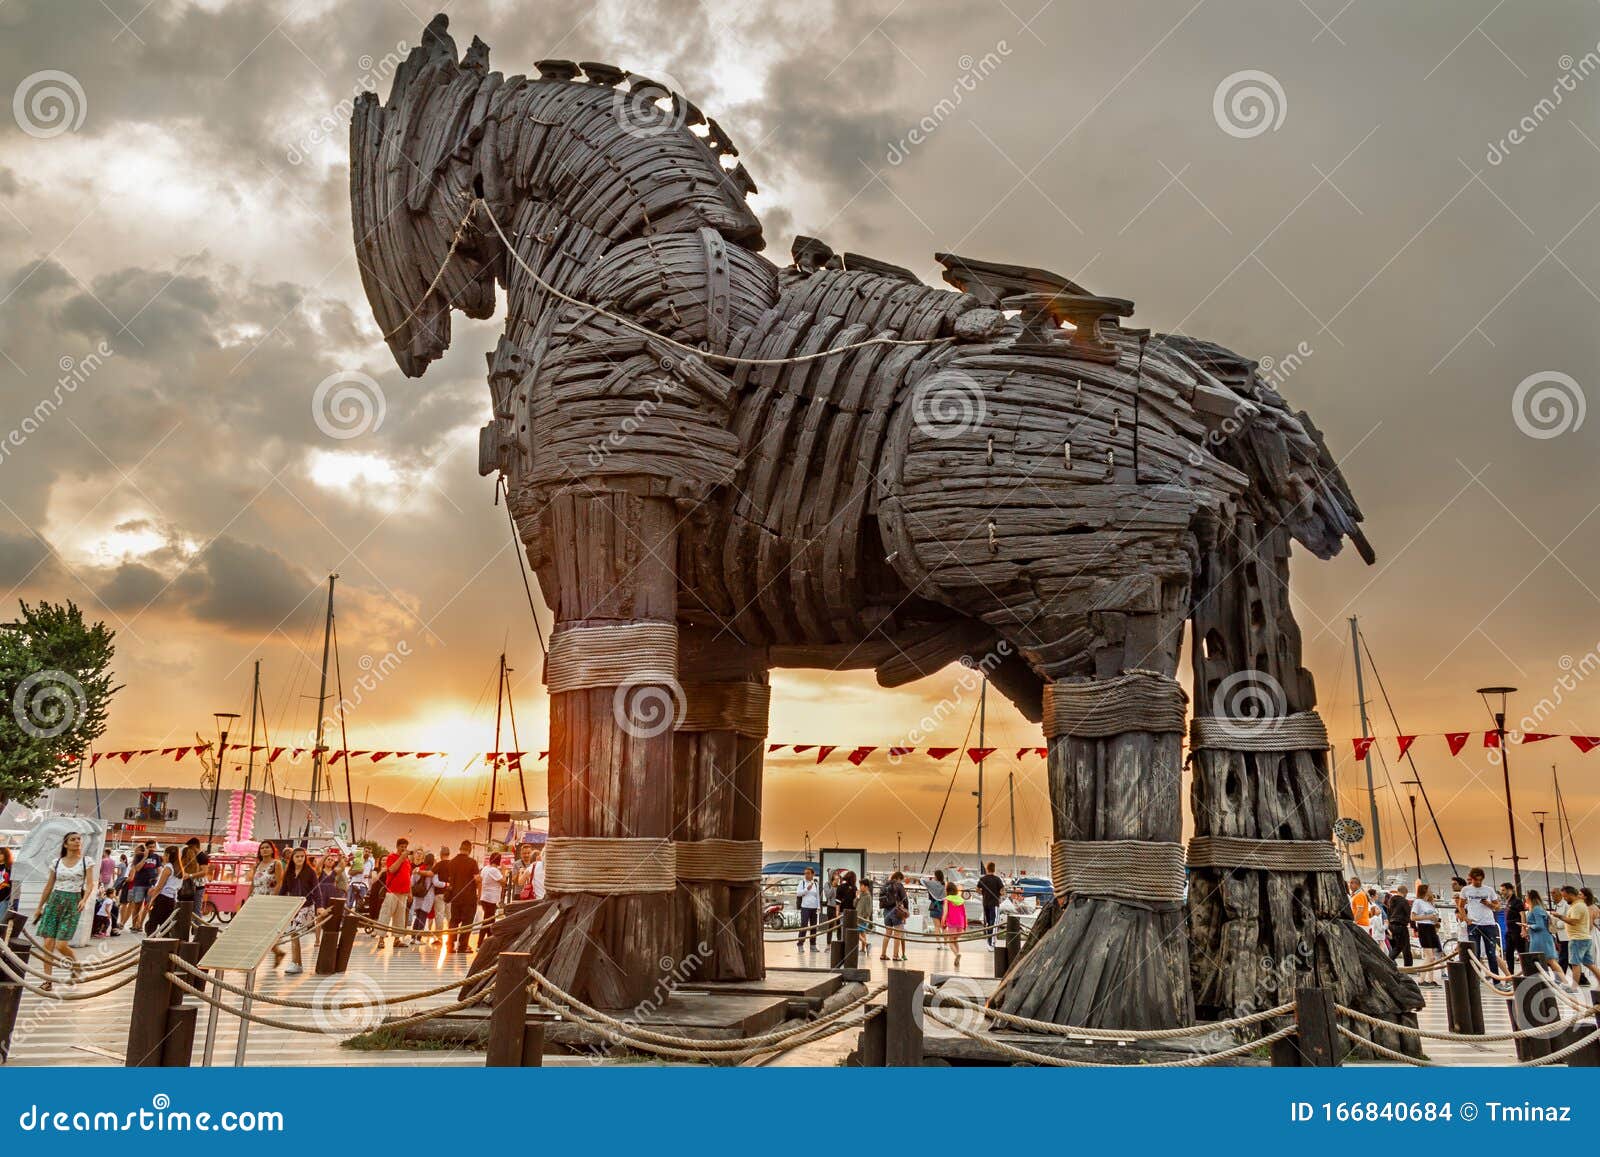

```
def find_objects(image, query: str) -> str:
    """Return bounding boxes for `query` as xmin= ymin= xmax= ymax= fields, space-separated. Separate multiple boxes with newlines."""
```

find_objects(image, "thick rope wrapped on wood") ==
xmin=1185 ymin=835 xmax=1342 ymax=872
xmin=544 ymin=836 xmax=677 ymax=894
xmin=1049 ymin=839 xmax=1187 ymax=902
xmin=675 ymin=681 xmax=770 ymax=739
xmin=674 ymin=838 xmax=764 ymax=882
xmin=545 ymin=621 xmax=678 ymax=694
xmin=1189 ymin=711 xmax=1328 ymax=752
xmin=1041 ymin=670 xmax=1187 ymax=739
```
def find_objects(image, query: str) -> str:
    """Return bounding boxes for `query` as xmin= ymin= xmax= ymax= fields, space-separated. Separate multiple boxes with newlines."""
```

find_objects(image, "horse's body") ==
xmin=351 ymin=15 xmax=1420 ymax=1048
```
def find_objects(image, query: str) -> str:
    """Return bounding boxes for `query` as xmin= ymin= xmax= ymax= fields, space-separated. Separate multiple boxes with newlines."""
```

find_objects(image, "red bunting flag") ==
xmin=347 ymin=751 xmax=368 ymax=759
xmin=1483 ymin=732 xmax=1500 ymax=749
xmin=291 ymin=748 xmax=305 ymax=758
xmin=1519 ymin=733 xmax=1555 ymax=744
xmin=1035 ymin=747 xmax=1047 ymax=757
xmin=816 ymin=746 xmax=836 ymax=763
xmin=1395 ymin=735 xmax=1416 ymax=759
xmin=369 ymin=752 xmax=390 ymax=762
xmin=91 ymin=753 xmax=103 ymax=766
xmin=160 ymin=747 xmax=175 ymax=756
xmin=768 ymin=744 xmax=786 ymax=753
xmin=1445 ymin=733 xmax=1470 ymax=756
xmin=1571 ymin=736 xmax=1600 ymax=753
xmin=846 ymin=746 xmax=875 ymax=765
xmin=927 ymin=747 xmax=957 ymax=759
xmin=118 ymin=751 xmax=133 ymax=763
xmin=792 ymin=745 xmax=813 ymax=754
xmin=1352 ymin=737 xmax=1375 ymax=760
xmin=887 ymin=747 xmax=914 ymax=757
xmin=1015 ymin=748 xmax=1030 ymax=759
xmin=415 ymin=752 xmax=434 ymax=759
xmin=538 ymin=751 xmax=547 ymax=761
xmin=968 ymin=747 xmax=996 ymax=763
xmin=269 ymin=747 xmax=284 ymax=762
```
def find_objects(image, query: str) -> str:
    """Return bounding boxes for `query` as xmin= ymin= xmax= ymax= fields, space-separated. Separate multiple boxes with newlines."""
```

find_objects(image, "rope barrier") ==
xmin=164 ymin=953 xmax=494 ymax=1010
xmin=1336 ymin=1021 xmax=1600 ymax=1068
xmin=860 ymin=919 xmax=1000 ymax=943
xmin=22 ymin=912 xmax=176 ymax=966
xmin=1465 ymin=952 xmax=1519 ymax=985
xmin=1536 ymin=963 xmax=1600 ymax=1013
xmin=923 ymin=1006 xmax=1297 ymax=1067
xmin=1335 ymin=1001 xmax=1597 ymax=1043
xmin=477 ymin=199 xmax=955 ymax=367
xmin=760 ymin=913 xmax=846 ymax=939
xmin=0 ymin=951 xmax=142 ymax=1001
xmin=1 ymin=937 xmax=144 ymax=981
xmin=352 ymin=910 xmax=500 ymax=938
xmin=1393 ymin=945 xmax=1460 ymax=974
xmin=162 ymin=971 xmax=490 ymax=1035
xmin=1335 ymin=1024 xmax=1437 ymax=1066
xmin=933 ymin=993 xmax=1294 ymax=1041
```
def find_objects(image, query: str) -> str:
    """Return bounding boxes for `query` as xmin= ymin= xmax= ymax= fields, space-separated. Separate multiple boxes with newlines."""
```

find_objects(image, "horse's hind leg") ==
xmin=672 ymin=628 xmax=770 ymax=981
xmin=992 ymin=583 xmax=1195 ymax=1031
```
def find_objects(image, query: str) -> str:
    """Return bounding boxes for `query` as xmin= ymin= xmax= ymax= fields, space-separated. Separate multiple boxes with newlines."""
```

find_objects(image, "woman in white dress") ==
xmin=31 ymin=832 xmax=93 ymax=992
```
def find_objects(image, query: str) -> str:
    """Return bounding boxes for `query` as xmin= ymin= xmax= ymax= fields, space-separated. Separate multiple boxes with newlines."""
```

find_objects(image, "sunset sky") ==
xmin=2 ymin=0 xmax=1599 ymax=874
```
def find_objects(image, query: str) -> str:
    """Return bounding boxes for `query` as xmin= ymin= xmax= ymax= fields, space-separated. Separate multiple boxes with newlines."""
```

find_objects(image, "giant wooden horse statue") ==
xmin=351 ymin=15 xmax=1421 ymax=1051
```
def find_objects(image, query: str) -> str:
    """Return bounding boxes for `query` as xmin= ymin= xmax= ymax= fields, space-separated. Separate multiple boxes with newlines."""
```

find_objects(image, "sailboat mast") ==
xmin=1349 ymin=615 xmax=1384 ymax=879
xmin=489 ymin=652 xmax=505 ymax=837
xmin=243 ymin=660 xmax=260 ymax=799
xmin=1008 ymin=770 xmax=1017 ymax=877
xmin=305 ymin=573 xmax=337 ymax=844
xmin=976 ymin=676 xmax=986 ymax=867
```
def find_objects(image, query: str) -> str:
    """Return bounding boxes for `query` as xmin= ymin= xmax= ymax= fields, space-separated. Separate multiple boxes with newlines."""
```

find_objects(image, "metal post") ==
xmin=1477 ymin=687 xmax=1523 ymax=897
xmin=233 ymin=969 xmax=256 ymax=1067
xmin=201 ymin=968 xmax=222 ymax=1067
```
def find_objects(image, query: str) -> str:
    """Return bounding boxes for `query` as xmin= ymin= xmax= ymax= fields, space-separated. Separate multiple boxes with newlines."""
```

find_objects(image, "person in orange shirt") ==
xmin=1348 ymin=877 xmax=1372 ymax=926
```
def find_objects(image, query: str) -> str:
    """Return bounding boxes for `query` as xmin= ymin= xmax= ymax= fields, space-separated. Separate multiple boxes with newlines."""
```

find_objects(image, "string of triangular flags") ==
xmin=84 ymin=744 xmax=1046 ymax=767
xmin=1348 ymin=731 xmax=1600 ymax=759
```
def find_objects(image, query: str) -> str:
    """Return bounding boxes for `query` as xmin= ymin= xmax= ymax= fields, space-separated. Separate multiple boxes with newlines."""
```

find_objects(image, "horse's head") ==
xmin=351 ymin=13 xmax=764 ymax=378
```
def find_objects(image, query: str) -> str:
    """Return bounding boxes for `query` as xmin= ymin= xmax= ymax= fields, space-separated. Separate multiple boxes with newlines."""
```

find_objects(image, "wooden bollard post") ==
xmin=315 ymin=898 xmax=345 ymax=975
xmin=1572 ymin=991 xmax=1600 ymax=1067
xmin=858 ymin=1005 xmax=887 ymax=1066
xmin=487 ymin=951 xmax=530 ymax=1067
xmin=885 ymin=968 xmax=924 ymax=1067
xmin=0 ymin=931 xmax=31 ymax=1064
xmin=1272 ymin=987 xmax=1338 ymax=1066
xmin=1005 ymin=914 xmax=1022 ymax=960
xmin=840 ymin=915 xmax=859 ymax=969
xmin=160 ymin=1006 xmax=198 ymax=1067
xmin=126 ymin=937 xmax=180 ymax=1067
xmin=173 ymin=900 xmax=194 ymax=943
xmin=335 ymin=902 xmax=361 ymax=973
xmin=191 ymin=924 xmax=220 ymax=994
xmin=520 ymin=1018 xmax=546 ymax=1067
xmin=1445 ymin=942 xmax=1482 ymax=1035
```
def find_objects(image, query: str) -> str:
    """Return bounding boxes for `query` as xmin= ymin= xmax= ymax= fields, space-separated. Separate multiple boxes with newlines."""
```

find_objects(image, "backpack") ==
xmin=411 ymin=873 xmax=429 ymax=899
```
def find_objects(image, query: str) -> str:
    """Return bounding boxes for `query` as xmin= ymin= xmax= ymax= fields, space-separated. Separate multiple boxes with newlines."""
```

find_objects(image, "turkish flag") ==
xmin=1518 ymin=733 xmax=1555 ymax=744
xmin=1571 ymin=736 xmax=1600 ymax=753
xmin=538 ymin=751 xmax=547 ymax=761
xmin=1445 ymin=732 xmax=1470 ymax=755
xmin=968 ymin=747 xmax=996 ymax=763
xmin=1036 ymin=746 xmax=1048 ymax=757
xmin=768 ymin=744 xmax=786 ymax=753
xmin=815 ymin=746 xmax=836 ymax=763
xmin=846 ymin=746 xmax=876 ymax=765
xmin=887 ymin=747 xmax=914 ymax=757
xmin=792 ymin=745 xmax=814 ymax=754
xmin=370 ymin=752 xmax=391 ymax=762
xmin=1483 ymin=732 xmax=1500 ymax=749
xmin=927 ymin=747 xmax=958 ymax=759
xmin=1352 ymin=737 xmax=1375 ymax=760
xmin=1395 ymin=735 xmax=1416 ymax=759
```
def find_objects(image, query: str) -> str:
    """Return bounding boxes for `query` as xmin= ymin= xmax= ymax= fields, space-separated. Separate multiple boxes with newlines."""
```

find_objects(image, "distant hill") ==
xmin=1 ymin=786 xmax=483 ymax=853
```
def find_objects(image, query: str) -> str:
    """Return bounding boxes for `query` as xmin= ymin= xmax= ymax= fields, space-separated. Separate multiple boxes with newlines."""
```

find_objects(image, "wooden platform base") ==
xmin=680 ymin=968 xmax=843 ymax=1015
xmin=543 ymin=990 xmax=791 ymax=1049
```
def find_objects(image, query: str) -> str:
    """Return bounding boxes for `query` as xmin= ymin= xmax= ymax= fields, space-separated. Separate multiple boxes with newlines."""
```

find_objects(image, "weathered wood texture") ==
xmin=1187 ymin=516 xmax=1421 ymax=1055
xmin=353 ymin=14 xmax=1380 ymax=1026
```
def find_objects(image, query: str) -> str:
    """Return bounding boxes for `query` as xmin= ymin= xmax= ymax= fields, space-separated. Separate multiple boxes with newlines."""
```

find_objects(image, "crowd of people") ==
xmin=796 ymin=861 xmax=1024 ymax=966
xmin=1348 ymin=869 xmax=1600 ymax=991
xmin=0 ymin=830 xmax=548 ymax=983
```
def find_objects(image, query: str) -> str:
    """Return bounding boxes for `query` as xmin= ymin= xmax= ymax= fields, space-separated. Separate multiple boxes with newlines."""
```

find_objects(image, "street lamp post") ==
xmin=896 ymin=832 xmax=902 ymax=872
xmin=1476 ymin=686 xmax=1523 ymax=896
xmin=206 ymin=711 xmax=241 ymax=853
xmin=1407 ymin=791 xmax=1420 ymax=883
xmin=1532 ymin=810 xmax=1552 ymax=897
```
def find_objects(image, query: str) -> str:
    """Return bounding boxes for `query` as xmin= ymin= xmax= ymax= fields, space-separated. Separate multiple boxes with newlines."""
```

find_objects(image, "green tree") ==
xmin=0 ymin=600 xmax=119 ymax=811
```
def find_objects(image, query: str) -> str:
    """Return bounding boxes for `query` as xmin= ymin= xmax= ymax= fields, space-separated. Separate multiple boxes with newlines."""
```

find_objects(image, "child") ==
xmin=855 ymin=874 xmax=873 ymax=956
xmin=943 ymin=879 xmax=968 ymax=966
xmin=91 ymin=886 xmax=116 ymax=937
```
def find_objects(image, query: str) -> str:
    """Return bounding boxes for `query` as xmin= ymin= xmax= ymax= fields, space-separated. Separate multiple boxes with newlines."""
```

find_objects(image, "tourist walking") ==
xmin=926 ymin=869 xmax=947 ymax=948
xmin=380 ymin=839 xmax=413 ymax=947
xmin=431 ymin=847 xmax=451 ymax=932
xmin=98 ymin=846 xmax=116 ymax=894
xmin=446 ymin=840 xmax=480 ymax=953
xmin=273 ymin=846 xmax=319 ymax=974
xmin=31 ymin=833 xmax=92 ymax=991
xmin=478 ymin=852 xmax=504 ymax=947
xmin=854 ymin=872 xmax=873 ymax=955
xmin=1385 ymin=885 xmax=1413 ymax=966
xmin=1523 ymin=890 xmax=1557 ymax=966
xmin=796 ymin=867 xmax=821 ymax=951
xmin=125 ymin=842 xmax=157 ymax=933
xmin=977 ymin=862 xmax=1004 ymax=947
xmin=1411 ymin=884 xmax=1443 ymax=985
xmin=1500 ymin=882 xmax=1527 ymax=962
xmin=943 ymin=877 xmax=968 ymax=966
xmin=1553 ymin=886 xmax=1599 ymax=987
xmin=0 ymin=847 xmax=13 ymax=924
xmin=1457 ymin=868 xmax=1504 ymax=975
xmin=878 ymin=871 xmax=909 ymax=962
xmin=1553 ymin=887 xmax=1573 ymax=971
xmin=409 ymin=851 xmax=436 ymax=934
xmin=144 ymin=846 xmax=182 ymax=935
xmin=252 ymin=842 xmax=284 ymax=914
